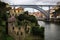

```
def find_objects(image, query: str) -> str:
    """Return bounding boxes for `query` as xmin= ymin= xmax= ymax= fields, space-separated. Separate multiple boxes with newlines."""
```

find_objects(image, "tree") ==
xmin=0 ymin=1 xmax=14 ymax=40
xmin=17 ymin=11 xmax=39 ymax=26
xmin=17 ymin=11 xmax=31 ymax=33
xmin=31 ymin=26 xmax=44 ymax=38
xmin=17 ymin=11 xmax=39 ymax=33
xmin=0 ymin=1 xmax=11 ymax=34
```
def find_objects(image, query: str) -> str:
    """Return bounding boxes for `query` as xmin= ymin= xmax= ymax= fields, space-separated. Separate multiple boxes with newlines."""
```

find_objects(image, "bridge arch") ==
xmin=19 ymin=5 xmax=49 ymax=18
xmin=10 ymin=5 xmax=50 ymax=18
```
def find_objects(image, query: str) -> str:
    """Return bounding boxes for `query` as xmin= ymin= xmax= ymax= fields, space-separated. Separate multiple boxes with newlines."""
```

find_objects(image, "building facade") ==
xmin=9 ymin=7 xmax=24 ymax=16
xmin=8 ymin=7 xmax=31 ymax=40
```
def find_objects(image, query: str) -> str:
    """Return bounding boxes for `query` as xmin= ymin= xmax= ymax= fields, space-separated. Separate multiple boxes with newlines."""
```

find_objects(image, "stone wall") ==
xmin=8 ymin=22 xmax=26 ymax=40
xmin=8 ymin=15 xmax=31 ymax=40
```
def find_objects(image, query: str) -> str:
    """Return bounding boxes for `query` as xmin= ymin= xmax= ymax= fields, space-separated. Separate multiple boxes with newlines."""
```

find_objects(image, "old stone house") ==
xmin=8 ymin=15 xmax=31 ymax=40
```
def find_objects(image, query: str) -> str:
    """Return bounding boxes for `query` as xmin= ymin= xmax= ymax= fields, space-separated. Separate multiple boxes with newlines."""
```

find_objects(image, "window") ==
xmin=21 ymin=32 xmax=23 ymax=35
xmin=17 ymin=32 xmax=19 ymax=35
xmin=11 ymin=23 xmax=13 ymax=26
xmin=26 ymin=28 xmax=30 ymax=33
xmin=28 ymin=28 xmax=29 ymax=32
xmin=13 ymin=27 xmax=14 ymax=30
xmin=19 ymin=27 xmax=20 ymax=30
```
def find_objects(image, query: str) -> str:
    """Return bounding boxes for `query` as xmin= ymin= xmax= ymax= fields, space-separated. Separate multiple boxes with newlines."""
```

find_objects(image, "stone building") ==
xmin=8 ymin=15 xmax=31 ymax=40
xmin=9 ymin=7 xmax=24 ymax=16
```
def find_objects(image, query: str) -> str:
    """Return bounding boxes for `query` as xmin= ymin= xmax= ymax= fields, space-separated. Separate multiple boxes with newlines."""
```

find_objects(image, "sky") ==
xmin=1 ymin=0 xmax=60 ymax=5
xmin=1 ymin=0 xmax=60 ymax=11
xmin=24 ymin=7 xmax=49 ymax=12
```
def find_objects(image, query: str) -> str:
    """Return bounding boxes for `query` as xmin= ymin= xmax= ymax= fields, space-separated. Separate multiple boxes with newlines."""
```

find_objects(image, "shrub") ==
xmin=31 ymin=26 xmax=44 ymax=38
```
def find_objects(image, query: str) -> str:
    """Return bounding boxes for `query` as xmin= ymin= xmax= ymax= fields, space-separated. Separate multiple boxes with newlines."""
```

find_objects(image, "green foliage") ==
xmin=27 ymin=15 xmax=39 ymax=26
xmin=0 ymin=25 xmax=12 ymax=40
xmin=24 ymin=11 xmax=28 ymax=15
xmin=17 ymin=11 xmax=39 ymax=26
xmin=0 ymin=1 xmax=11 ymax=26
xmin=31 ymin=26 xmax=44 ymax=38
xmin=17 ymin=11 xmax=40 ymax=34
xmin=0 ymin=1 xmax=6 ymax=8
xmin=6 ymin=35 xmax=14 ymax=40
xmin=0 ymin=1 xmax=13 ymax=40
xmin=18 ymin=14 xmax=26 ymax=21
xmin=2 ymin=34 xmax=14 ymax=40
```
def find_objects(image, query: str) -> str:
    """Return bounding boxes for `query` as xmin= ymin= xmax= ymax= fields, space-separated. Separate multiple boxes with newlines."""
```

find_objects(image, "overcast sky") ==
xmin=1 ymin=0 xmax=60 ymax=5
xmin=1 ymin=0 xmax=60 ymax=11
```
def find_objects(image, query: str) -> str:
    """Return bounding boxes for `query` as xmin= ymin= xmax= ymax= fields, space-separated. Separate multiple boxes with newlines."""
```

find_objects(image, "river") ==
xmin=38 ymin=21 xmax=60 ymax=40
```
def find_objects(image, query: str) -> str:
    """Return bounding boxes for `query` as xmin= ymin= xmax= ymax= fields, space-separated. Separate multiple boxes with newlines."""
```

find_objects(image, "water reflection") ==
xmin=38 ymin=21 xmax=60 ymax=40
